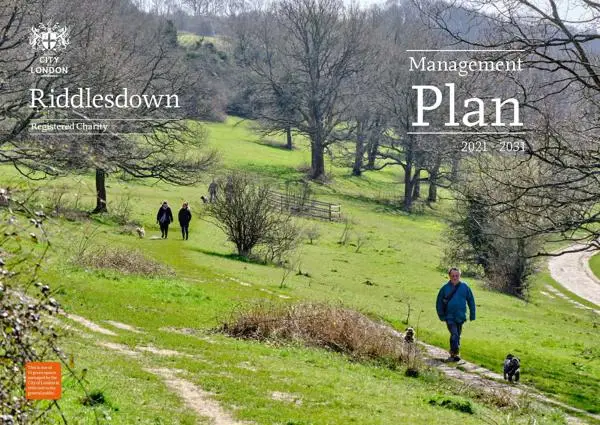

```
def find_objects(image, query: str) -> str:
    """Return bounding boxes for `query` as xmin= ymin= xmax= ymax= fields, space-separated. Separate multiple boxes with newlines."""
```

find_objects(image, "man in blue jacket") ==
xmin=436 ymin=267 xmax=476 ymax=362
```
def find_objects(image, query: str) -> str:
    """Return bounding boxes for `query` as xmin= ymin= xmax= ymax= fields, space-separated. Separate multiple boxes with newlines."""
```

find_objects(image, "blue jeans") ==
xmin=446 ymin=322 xmax=463 ymax=355
xmin=180 ymin=224 xmax=189 ymax=240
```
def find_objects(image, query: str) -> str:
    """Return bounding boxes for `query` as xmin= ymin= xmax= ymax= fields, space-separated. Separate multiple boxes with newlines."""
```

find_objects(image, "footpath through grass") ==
xmin=36 ymin=235 xmax=572 ymax=425
xmin=2 ymin=117 xmax=599 ymax=422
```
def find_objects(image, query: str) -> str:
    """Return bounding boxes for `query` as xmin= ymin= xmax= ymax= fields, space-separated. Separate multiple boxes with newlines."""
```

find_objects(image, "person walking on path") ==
xmin=436 ymin=267 xmax=476 ymax=362
xmin=156 ymin=201 xmax=174 ymax=239
xmin=225 ymin=176 xmax=233 ymax=203
xmin=178 ymin=202 xmax=192 ymax=240
xmin=208 ymin=180 xmax=218 ymax=203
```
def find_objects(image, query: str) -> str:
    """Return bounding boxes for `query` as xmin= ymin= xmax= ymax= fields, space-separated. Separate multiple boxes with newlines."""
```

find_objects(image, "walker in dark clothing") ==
xmin=157 ymin=204 xmax=174 ymax=239
xmin=208 ymin=181 xmax=218 ymax=203
xmin=178 ymin=206 xmax=192 ymax=240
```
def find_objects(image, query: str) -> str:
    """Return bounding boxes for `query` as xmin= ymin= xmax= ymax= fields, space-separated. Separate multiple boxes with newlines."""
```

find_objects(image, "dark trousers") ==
xmin=181 ymin=224 xmax=189 ymax=240
xmin=446 ymin=322 xmax=464 ymax=355
xmin=160 ymin=223 xmax=169 ymax=238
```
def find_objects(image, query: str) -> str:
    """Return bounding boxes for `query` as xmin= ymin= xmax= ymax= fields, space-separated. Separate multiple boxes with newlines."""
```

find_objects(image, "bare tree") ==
xmin=183 ymin=0 xmax=248 ymax=16
xmin=205 ymin=173 xmax=299 ymax=259
xmin=1 ymin=0 xmax=218 ymax=213
xmin=232 ymin=0 xmax=371 ymax=180
xmin=0 ymin=0 xmax=76 ymax=155
xmin=443 ymin=166 xmax=541 ymax=297
xmin=373 ymin=2 xmax=450 ymax=211
xmin=250 ymin=72 xmax=302 ymax=150
xmin=340 ymin=11 xmax=388 ymax=178
xmin=332 ymin=69 xmax=387 ymax=177
xmin=422 ymin=0 xmax=600 ymax=253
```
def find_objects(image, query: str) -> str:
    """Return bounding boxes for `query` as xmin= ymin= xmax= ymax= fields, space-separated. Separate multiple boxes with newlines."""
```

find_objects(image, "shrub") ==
xmin=258 ymin=217 xmax=301 ymax=265
xmin=77 ymin=246 xmax=174 ymax=277
xmin=428 ymin=395 xmax=474 ymax=414
xmin=338 ymin=217 xmax=353 ymax=246
xmin=81 ymin=389 xmax=107 ymax=407
xmin=220 ymin=302 xmax=422 ymax=370
xmin=354 ymin=232 xmax=369 ymax=253
xmin=304 ymin=225 xmax=321 ymax=244
xmin=205 ymin=173 xmax=300 ymax=260
xmin=0 ymin=190 xmax=71 ymax=423
xmin=30 ymin=184 xmax=91 ymax=222
xmin=109 ymin=192 xmax=136 ymax=226
xmin=283 ymin=181 xmax=313 ymax=215
xmin=484 ymin=237 xmax=537 ymax=297
xmin=444 ymin=191 xmax=539 ymax=298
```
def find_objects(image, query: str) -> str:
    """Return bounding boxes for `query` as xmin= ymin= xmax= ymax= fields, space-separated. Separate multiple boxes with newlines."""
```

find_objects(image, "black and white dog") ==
xmin=404 ymin=327 xmax=415 ymax=344
xmin=503 ymin=354 xmax=521 ymax=383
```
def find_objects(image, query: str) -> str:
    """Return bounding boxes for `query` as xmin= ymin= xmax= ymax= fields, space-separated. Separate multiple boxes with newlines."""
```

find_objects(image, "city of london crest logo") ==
xmin=30 ymin=22 xmax=70 ymax=52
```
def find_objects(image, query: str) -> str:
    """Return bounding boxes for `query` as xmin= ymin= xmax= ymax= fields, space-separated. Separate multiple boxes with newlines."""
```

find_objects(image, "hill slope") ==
xmin=2 ymin=117 xmax=599 ymax=423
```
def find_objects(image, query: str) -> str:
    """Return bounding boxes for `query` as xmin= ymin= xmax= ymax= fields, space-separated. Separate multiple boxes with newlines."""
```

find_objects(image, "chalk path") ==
xmin=548 ymin=245 xmax=600 ymax=307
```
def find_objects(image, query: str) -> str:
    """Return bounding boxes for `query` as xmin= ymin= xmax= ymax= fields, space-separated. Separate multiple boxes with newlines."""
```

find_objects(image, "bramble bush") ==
xmin=0 ymin=189 xmax=88 ymax=424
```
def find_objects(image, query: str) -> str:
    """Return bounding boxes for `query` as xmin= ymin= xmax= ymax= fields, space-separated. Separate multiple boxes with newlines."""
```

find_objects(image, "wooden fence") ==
xmin=268 ymin=191 xmax=341 ymax=221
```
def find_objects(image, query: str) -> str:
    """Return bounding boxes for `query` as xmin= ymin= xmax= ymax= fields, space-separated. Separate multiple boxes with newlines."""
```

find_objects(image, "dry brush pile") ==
xmin=220 ymin=302 xmax=421 ymax=374
xmin=76 ymin=247 xmax=175 ymax=278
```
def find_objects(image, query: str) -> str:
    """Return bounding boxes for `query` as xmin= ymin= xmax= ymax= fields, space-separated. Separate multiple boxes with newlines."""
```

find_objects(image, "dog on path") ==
xmin=135 ymin=226 xmax=145 ymax=238
xmin=503 ymin=354 xmax=520 ymax=383
xmin=404 ymin=327 xmax=415 ymax=344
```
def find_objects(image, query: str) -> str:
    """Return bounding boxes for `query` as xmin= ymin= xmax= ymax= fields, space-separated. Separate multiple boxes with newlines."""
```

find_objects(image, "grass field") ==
xmin=590 ymin=253 xmax=600 ymax=281
xmin=3 ymin=117 xmax=599 ymax=424
xmin=177 ymin=31 xmax=230 ymax=51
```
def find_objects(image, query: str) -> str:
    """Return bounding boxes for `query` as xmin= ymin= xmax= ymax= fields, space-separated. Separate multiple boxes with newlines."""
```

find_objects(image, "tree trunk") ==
xmin=428 ymin=158 xmax=442 ymax=203
xmin=402 ymin=142 xmax=415 ymax=212
xmin=451 ymin=155 xmax=460 ymax=183
xmin=428 ymin=175 xmax=438 ymax=202
xmin=412 ymin=169 xmax=421 ymax=199
xmin=403 ymin=164 xmax=413 ymax=212
xmin=93 ymin=168 xmax=108 ymax=213
xmin=285 ymin=126 xmax=293 ymax=150
xmin=238 ymin=244 xmax=251 ymax=257
xmin=352 ymin=133 xmax=365 ymax=176
xmin=310 ymin=134 xmax=326 ymax=180
xmin=366 ymin=137 xmax=379 ymax=170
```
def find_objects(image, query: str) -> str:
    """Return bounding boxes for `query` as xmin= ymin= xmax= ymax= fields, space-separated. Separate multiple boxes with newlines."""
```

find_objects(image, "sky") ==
xmin=135 ymin=0 xmax=597 ymax=29
xmin=353 ymin=0 xmax=596 ymax=25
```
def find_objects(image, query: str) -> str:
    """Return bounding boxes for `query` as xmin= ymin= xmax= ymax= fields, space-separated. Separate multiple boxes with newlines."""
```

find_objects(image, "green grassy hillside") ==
xmin=590 ymin=253 xmax=600 ymax=281
xmin=2 ymin=117 xmax=599 ymax=424
xmin=177 ymin=31 xmax=229 ymax=51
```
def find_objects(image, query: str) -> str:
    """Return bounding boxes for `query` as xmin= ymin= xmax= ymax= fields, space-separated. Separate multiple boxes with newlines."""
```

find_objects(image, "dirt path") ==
xmin=148 ymin=367 xmax=247 ymax=425
xmin=67 ymin=312 xmax=600 ymax=424
xmin=96 ymin=341 xmax=246 ymax=425
xmin=383 ymin=328 xmax=600 ymax=424
xmin=548 ymin=245 xmax=600 ymax=307
xmin=422 ymin=344 xmax=599 ymax=424
xmin=542 ymin=285 xmax=600 ymax=315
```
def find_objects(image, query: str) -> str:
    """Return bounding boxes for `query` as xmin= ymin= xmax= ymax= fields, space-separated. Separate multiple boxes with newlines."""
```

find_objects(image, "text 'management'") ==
xmin=408 ymin=50 xmax=525 ymax=132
